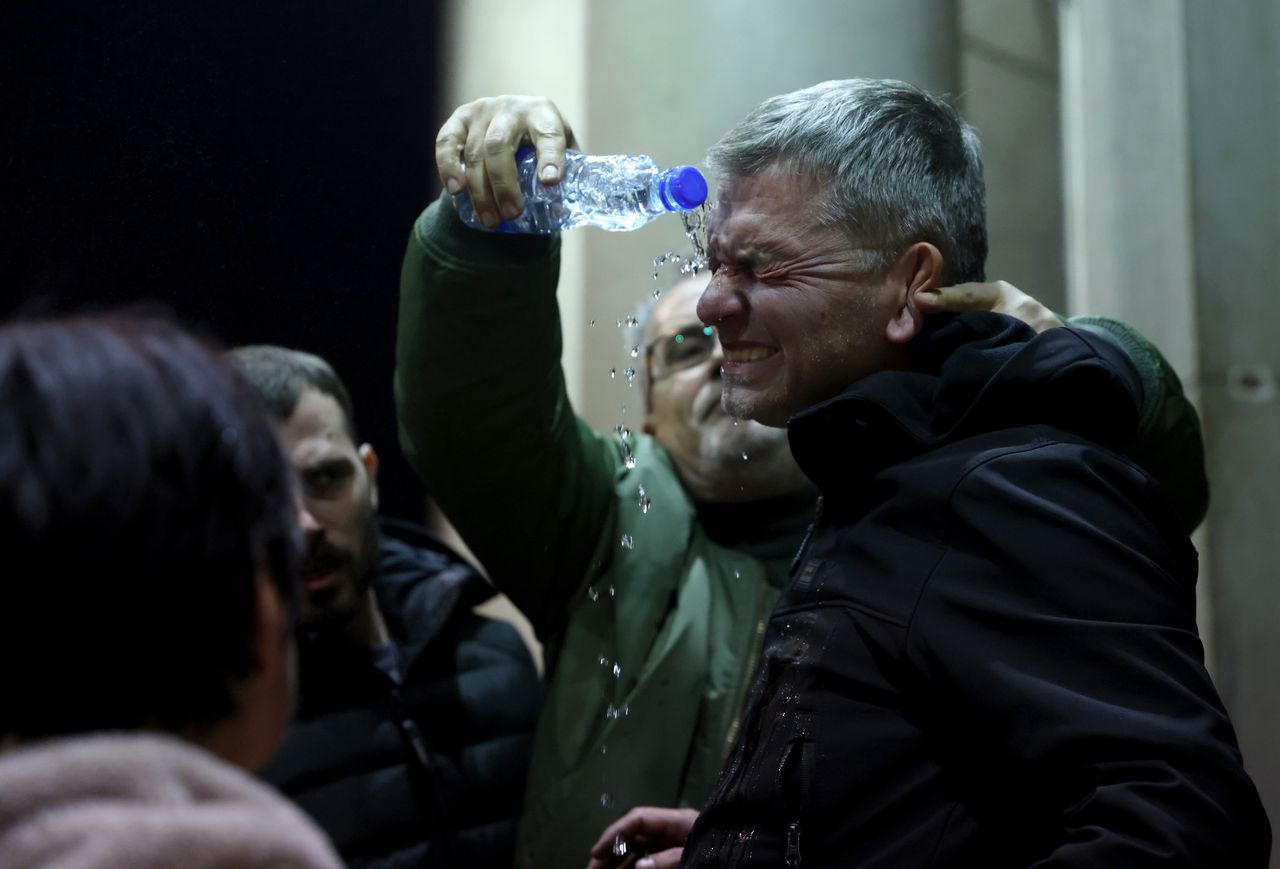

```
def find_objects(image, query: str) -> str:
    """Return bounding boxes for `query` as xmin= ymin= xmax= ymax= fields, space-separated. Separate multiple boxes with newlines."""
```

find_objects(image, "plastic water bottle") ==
xmin=454 ymin=146 xmax=708 ymax=234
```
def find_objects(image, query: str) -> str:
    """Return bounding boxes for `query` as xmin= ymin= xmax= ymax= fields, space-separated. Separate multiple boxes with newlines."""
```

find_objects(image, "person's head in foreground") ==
xmin=698 ymin=78 xmax=987 ymax=426
xmin=0 ymin=313 xmax=302 ymax=770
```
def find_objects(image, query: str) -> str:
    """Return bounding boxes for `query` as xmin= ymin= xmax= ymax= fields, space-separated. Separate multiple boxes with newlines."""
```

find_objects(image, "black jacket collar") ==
xmin=294 ymin=519 xmax=494 ymax=716
xmin=788 ymin=313 xmax=1144 ymax=494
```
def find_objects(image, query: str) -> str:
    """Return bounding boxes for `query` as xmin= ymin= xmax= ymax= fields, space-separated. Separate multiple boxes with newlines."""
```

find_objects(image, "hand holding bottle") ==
xmin=436 ymin=95 xmax=706 ymax=235
xmin=435 ymin=95 xmax=579 ymax=228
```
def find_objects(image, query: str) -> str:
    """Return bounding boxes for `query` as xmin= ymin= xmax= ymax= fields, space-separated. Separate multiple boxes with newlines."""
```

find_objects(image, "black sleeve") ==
xmin=909 ymin=440 xmax=1270 ymax=866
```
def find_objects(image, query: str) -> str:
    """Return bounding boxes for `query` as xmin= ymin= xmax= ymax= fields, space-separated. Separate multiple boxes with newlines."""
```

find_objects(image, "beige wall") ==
xmin=1184 ymin=0 xmax=1280 ymax=859
xmin=960 ymin=0 xmax=1065 ymax=313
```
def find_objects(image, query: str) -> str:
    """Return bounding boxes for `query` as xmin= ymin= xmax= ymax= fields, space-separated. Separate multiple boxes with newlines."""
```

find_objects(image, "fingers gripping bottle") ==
xmin=454 ymin=146 xmax=708 ymax=234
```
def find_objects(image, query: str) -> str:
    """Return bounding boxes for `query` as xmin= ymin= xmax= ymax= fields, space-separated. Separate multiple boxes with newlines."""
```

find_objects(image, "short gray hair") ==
xmin=708 ymin=78 xmax=987 ymax=283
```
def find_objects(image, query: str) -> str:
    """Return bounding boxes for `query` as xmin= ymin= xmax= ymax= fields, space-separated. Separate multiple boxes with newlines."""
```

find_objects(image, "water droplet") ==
xmin=622 ymin=704 xmax=631 ymax=716
xmin=652 ymin=288 xmax=662 ymax=300
xmin=652 ymin=251 xmax=688 ymax=281
xmin=620 ymin=534 xmax=634 ymax=550
xmin=732 ymin=419 xmax=739 ymax=426
xmin=609 ymin=367 xmax=616 ymax=379
xmin=734 ymin=569 xmax=741 ymax=579
xmin=600 ymin=743 xmax=608 ymax=755
xmin=639 ymin=497 xmax=651 ymax=514
xmin=590 ymin=319 xmax=596 ymax=327
xmin=630 ymin=345 xmax=640 ymax=358
xmin=612 ymin=663 xmax=622 ymax=678
xmin=600 ymin=791 xmax=614 ymax=807
xmin=608 ymin=585 xmax=616 ymax=597
xmin=588 ymin=586 xmax=600 ymax=602
xmin=616 ymin=319 xmax=623 ymax=328
xmin=614 ymin=424 xmax=631 ymax=440
xmin=613 ymin=833 xmax=628 ymax=856
xmin=741 ymin=451 xmax=750 ymax=461
xmin=606 ymin=704 xmax=620 ymax=720
xmin=623 ymin=367 xmax=636 ymax=387
xmin=598 ymin=655 xmax=608 ymax=666
xmin=679 ymin=204 xmax=712 ymax=274
xmin=625 ymin=315 xmax=639 ymax=328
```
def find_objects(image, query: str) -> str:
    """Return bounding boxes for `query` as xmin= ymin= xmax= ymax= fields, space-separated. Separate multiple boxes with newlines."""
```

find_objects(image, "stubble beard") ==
xmin=301 ymin=507 xmax=380 ymax=631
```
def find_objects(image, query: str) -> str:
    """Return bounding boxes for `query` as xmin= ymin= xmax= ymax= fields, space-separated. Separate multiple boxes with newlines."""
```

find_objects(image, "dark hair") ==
xmin=709 ymin=78 xmax=988 ymax=283
xmin=0 ymin=314 xmax=302 ymax=739
xmin=228 ymin=345 xmax=359 ymax=441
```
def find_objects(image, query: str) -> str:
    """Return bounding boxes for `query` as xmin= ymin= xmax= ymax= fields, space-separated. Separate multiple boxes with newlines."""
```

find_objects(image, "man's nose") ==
xmin=696 ymin=272 xmax=744 ymax=328
xmin=296 ymin=496 xmax=322 ymax=535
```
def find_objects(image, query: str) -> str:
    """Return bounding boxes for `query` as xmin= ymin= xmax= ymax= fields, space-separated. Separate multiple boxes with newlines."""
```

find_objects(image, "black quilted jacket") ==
xmin=262 ymin=519 xmax=541 ymax=867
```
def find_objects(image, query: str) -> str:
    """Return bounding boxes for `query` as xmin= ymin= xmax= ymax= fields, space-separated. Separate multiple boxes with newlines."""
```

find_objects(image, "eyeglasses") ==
xmin=646 ymin=323 xmax=718 ymax=381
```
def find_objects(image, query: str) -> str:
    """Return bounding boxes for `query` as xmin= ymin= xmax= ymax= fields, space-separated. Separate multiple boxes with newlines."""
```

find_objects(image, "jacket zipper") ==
xmin=786 ymin=821 xmax=802 ymax=867
xmin=781 ymin=738 xmax=809 ymax=867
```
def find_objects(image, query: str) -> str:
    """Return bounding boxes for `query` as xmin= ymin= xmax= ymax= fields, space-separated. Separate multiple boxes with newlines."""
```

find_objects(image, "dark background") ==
xmin=1 ymin=1 xmax=444 ymax=521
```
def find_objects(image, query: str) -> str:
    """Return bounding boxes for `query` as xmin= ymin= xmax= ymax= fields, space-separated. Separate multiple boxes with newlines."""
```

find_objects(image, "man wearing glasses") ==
xmin=397 ymin=94 xmax=1211 ymax=869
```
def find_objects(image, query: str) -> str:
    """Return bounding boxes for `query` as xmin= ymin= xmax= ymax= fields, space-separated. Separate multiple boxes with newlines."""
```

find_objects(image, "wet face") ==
xmin=276 ymin=389 xmax=380 ymax=628
xmin=643 ymin=275 xmax=811 ymax=503
xmin=698 ymin=165 xmax=908 ymax=427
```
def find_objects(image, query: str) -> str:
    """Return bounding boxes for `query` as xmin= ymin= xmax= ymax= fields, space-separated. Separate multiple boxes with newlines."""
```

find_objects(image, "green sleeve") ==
xmin=1069 ymin=316 xmax=1210 ymax=532
xmin=395 ymin=194 xmax=619 ymax=641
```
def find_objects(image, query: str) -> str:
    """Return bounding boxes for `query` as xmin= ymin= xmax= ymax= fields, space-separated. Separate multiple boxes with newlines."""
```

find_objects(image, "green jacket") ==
xmin=395 ymin=196 xmax=1208 ymax=869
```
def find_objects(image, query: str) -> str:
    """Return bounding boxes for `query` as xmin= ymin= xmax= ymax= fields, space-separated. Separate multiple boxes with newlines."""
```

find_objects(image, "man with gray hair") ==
xmin=409 ymin=82 xmax=1241 ymax=868
xmin=606 ymin=79 xmax=1267 ymax=866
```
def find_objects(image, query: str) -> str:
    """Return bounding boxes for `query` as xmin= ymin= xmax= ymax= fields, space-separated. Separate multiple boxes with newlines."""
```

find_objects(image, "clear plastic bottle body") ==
xmin=454 ymin=149 xmax=704 ymax=234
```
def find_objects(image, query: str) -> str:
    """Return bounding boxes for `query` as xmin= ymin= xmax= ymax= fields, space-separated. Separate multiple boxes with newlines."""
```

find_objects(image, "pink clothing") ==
xmin=0 ymin=732 xmax=342 ymax=868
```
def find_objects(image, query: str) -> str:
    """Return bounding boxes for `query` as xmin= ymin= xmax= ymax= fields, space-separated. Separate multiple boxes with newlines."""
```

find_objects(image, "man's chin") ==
xmin=299 ymin=581 xmax=356 ymax=627
xmin=704 ymin=412 xmax=790 ymax=464
xmin=722 ymin=387 xmax=790 ymax=429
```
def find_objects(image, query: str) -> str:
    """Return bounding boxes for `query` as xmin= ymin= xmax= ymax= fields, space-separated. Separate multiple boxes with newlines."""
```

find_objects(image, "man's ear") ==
xmin=359 ymin=443 xmax=380 ymax=511
xmin=885 ymin=242 xmax=944 ymax=344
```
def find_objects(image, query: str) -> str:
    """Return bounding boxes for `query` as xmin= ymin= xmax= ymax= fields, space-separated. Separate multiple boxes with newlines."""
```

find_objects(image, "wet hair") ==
xmin=228 ymin=345 xmax=358 ymax=441
xmin=708 ymin=78 xmax=987 ymax=283
xmin=0 ymin=314 xmax=302 ymax=739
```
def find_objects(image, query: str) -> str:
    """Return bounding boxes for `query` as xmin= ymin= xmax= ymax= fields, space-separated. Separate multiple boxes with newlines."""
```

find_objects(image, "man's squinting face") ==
xmin=643 ymin=275 xmax=810 ymax=503
xmin=698 ymin=165 xmax=906 ymax=427
xmin=276 ymin=389 xmax=380 ymax=627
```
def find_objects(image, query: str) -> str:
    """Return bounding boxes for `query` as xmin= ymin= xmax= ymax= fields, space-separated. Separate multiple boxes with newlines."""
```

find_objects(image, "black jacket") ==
xmin=262 ymin=519 xmax=542 ymax=867
xmin=683 ymin=314 xmax=1269 ymax=867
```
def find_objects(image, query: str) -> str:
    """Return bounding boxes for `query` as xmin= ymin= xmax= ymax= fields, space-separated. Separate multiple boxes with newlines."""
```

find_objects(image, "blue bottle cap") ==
xmin=660 ymin=165 xmax=708 ymax=211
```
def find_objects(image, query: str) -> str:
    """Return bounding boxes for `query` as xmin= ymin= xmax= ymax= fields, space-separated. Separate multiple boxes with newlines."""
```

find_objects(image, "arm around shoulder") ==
xmin=1068 ymin=316 xmax=1209 ymax=531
